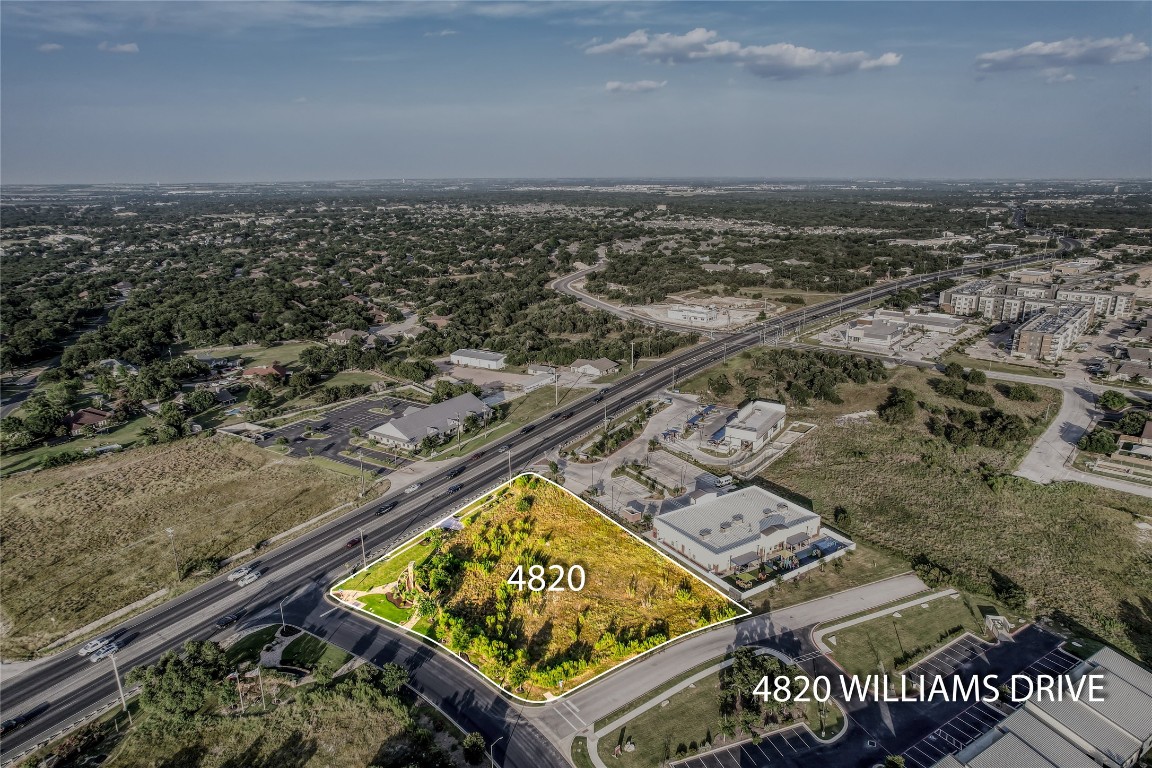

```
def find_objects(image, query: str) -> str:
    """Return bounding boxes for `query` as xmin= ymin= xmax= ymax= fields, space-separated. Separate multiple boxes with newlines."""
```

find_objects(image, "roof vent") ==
xmin=699 ymin=528 xmax=712 ymax=537
xmin=777 ymin=502 xmax=789 ymax=511
xmin=720 ymin=521 xmax=732 ymax=530
xmin=732 ymin=513 xmax=744 ymax=522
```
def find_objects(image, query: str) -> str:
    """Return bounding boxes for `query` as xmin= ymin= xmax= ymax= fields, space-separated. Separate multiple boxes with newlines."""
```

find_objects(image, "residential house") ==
xmin=68 ymin=407 xmax=113 ymax=436
xmin=242 ymin=363 xmax=289 ymax=379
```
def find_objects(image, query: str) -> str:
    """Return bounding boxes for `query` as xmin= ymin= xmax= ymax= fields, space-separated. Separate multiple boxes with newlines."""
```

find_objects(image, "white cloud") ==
xmin=37 ymin=42 xmax=63 ymax=53
xmin=293 ymin=96 xmax=308 ymax=103
xmin=424 ymin=29 xmax=458 ymax=37
xmin=976 ymin=34 xmax=1150 ymax=72
xmin=586 ymin=27 xmax=901 ymax=79
xmin=97 ymin=41 xmax=138 ymax=54
xmin=605 ymin=79 xmax=667 ymax=93
xmin=1043 ymin=68 xmax=1077 ymax=84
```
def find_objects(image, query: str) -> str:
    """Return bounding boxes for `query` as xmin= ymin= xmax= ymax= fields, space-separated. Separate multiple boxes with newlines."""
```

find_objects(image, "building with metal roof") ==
xmin=367 ymin=393 xmax=491 ymax=449
xmin=651 ymin=486 xmax=820 ymax=576
xmin=449 ymin=348 xmax=507 ymax=370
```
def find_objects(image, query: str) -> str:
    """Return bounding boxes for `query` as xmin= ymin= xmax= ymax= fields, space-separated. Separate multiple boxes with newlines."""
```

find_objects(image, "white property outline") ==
xmin=329 ymin=471 xmax=751 ymax=703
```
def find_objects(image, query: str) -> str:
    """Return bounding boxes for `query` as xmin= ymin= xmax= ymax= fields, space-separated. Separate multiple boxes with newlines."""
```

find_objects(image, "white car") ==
xmin=236 ymin=571 xmax=261 ymax=587
xmin=89 ymin=643 xmax=119 ymax=663
xmin=227 ymin=565 xmax=254 ymax=581
xmin=77 ymin=636 xmax=113 ymax=657
xmin=404 ymin=483 xmax=422 ymax=494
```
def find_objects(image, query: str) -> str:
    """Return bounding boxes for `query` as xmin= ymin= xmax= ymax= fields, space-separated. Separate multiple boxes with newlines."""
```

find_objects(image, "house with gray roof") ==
xmin=652 ymin=486 xmax=821 ymax=576
xmin=366 ymin=393 xmax=491 ymax=449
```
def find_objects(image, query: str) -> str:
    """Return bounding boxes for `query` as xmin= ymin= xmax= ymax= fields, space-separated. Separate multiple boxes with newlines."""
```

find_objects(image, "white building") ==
xmin=653 ymin=486 xmax=821 ymax=576
xmin=521 ymin=372 xmax=557 ymax=393
xmin=367 ymin=393 xmax=491 ymax=449
xmin=569 ymin=358 xmax=620 ymax=377
xmin=722 ymin=401 xmax=786 ymax=451
xmin=449 ymin=349 xmax=507 ymax=370
xmin=668 ymin=304 xmax=719 ymax=324
xmin=847 ymin=320 xmax=907 ymax=346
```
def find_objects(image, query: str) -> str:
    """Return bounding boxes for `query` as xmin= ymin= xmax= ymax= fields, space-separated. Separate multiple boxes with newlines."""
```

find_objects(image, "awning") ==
xmin=786 ymin=532 xmax=809 ymax=546
xmin=730 ymin=551 xmax=760 ymax=567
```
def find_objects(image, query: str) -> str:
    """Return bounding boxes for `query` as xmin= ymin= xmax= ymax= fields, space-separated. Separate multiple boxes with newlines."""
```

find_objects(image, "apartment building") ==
xmin=1011 ymin=305 xmax=1092 ymax=361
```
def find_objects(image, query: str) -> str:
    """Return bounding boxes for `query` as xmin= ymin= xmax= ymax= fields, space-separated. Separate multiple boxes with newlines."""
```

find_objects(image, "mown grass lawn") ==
xmin=226 ymin=626 xmax=280 ymax=666
xmin=827 ymin=593 xmax=999 ymax=679
xmin=280 ymin=633 xmax=352 ymax=671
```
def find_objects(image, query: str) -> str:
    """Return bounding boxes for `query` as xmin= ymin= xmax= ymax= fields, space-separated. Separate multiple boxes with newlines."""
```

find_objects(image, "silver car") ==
xmin=89 ymin=643 xmax=119 ymax=663
xmin=77 ymin=636 xmax=113 ymax=657
xmin=227 ymin=565 xmax=254 ymax=581
xmin=236 ymin=571 xmax=261 ymax=587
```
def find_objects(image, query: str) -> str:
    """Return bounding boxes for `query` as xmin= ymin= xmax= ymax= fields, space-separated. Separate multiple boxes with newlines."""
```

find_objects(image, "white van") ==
xmin=714 ymin=475 xmax=734 ymax=488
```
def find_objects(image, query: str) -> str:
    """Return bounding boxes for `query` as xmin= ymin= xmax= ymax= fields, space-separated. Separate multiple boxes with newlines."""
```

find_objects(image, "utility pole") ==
xmin=358 ymin=526 xmax=367 ymax=568
xmin=506 ymin=450 xmax=512 ymax=483
xmin=165 ymin=527 xmax=181 ymax=582
xmin=630 ymin=340 xmax=635 ymax=372
xmin=358 ymin=450 xmax=365 ymax=497
xmin=258 ymin=664 xmax=267 ymax=710
xmin=110 ymin=652 xmax=132 ymax=725
xmin=235 ymin=667 xmax=245 ymax=713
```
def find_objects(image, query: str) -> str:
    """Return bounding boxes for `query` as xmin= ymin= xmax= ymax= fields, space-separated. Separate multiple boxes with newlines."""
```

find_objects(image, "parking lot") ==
xmin=256 ymin=397 xmax=418 ymax=475
xmin=905 ymin=633 xmax=990 ymax=679
xmin=671 ymin=724 xmax=820 ymax=768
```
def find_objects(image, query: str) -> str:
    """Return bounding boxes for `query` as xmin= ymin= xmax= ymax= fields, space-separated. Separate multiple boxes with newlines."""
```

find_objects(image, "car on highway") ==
xmin=236 ymin=572 xmax=261 ymax=587
xmin=519 ymin=425 xmax=536 ymax=435
xmin=447 ymin=484 xmax=463 ymax=494
xmin=214 ymin=614 xmax=239 ymax=630
xmin=345 ymin=536 xmax=362 ymax=549
xmin=227 ymin=565 xmax=255 ymax=581
xmin=374 ymin=501 xmax=398 ymax=516
xmin=404 ymin=483 xmax=422 ymax=493
xmin=1 ymin=715 xmax=27 ymax=736
xmin=77 ymin=636 xmax=114 ymax=657
xmin=496 ymin=444 xmax=511 ymax=453
xmin=89 ymin=643 xmax=119 ymax=663
xmin=561 ymin=411 xmax=575 ymax=419
xmin=592 ymin=394 xmax=604 ymax=402
xmin=446 ymin=466 xmax=466 ymax=479
xmin=469 ymin=451 xmax=485 ymax=461
xmin=549 ymin=412 xmax=562 ymax=420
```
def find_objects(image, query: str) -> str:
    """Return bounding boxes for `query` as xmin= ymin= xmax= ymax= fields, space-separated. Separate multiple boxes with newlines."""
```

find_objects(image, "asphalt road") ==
xmin=0 ymin=246 xmax=1072 ymax=766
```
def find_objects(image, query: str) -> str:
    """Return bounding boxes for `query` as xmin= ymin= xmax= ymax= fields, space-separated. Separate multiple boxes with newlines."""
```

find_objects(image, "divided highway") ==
xmin=0 ymin=246 xmax=1071 ymax=766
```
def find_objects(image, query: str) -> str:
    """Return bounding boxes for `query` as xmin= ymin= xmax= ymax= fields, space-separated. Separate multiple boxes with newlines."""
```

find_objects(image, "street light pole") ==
xmin=358 ymin=526 xmax=367 ymax=568
xmin=358 ymin=450 xmax=365 ymax=497
xmin=279 ymin=597 xmax=289 ymax=631
xmin=110 ymin=652 xmax=132 ymax=725
xmin=489 ymin=736 xmax=505 ymax=768
xmin=165 ymin=526 xmax=181 ymax=582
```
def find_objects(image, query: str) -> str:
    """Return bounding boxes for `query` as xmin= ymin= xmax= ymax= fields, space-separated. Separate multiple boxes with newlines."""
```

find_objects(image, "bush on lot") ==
xmin=1078 ymin=429 xmax=1118 ymax=454
xmin=1099 ymin=390 xmax=1128 ymax=411
xmin=1007 ymin=383 xmax=1039 ymax=402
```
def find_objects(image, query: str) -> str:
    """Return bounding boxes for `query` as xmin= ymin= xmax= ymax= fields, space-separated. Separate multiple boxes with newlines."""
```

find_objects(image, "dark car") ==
xmin=469 ymin=451 xmax=486 ymax=461
xmin=214 ymin=614 xmax=239 ymax=630
xmin=593 ymin=394 xmax=604 ymax=402
xmin=447 ymin=484 xmax=463 ymax=493
xmin=374 ymin=501 xmax=398 ymax=516
xmin=561 ymin=411 xmax=575 ymax=420
xmin=549 ymin=412 xmax=563 ymax=420
xmin=446 ymin=466 xmax=466 ymax=479
xmin=1 ymin=716 xmax=25 ymax=736
xmin=519 ymin=425 xmax=536 ymax=435
xmin=345 ymin=537 xmax=362 ymax=549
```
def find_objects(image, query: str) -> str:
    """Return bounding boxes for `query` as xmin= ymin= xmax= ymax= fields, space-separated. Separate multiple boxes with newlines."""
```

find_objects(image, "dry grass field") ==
xmin=1 ymin=436 xmax=358 ymax=657
xmin=337 ymin=475 xmax=743 ymax=700
xmin=759 ymin=367 xmax=1152 ymax=663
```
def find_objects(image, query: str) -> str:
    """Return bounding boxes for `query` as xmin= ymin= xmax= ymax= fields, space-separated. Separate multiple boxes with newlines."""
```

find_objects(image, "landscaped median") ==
xmin=330 ymin=473 xmax=748 ymax=701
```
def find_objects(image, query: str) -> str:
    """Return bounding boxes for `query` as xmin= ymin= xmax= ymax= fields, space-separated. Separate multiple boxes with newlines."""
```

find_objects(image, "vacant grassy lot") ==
xmin=280 ymin=633 xmax=352 ymax=672
xmin=828 ymin=593 xmax=996 ymax=678
xmin=0 ymin=415 xmax=153 ymax=475
xmin=182 ymin=340 xmax=319 ymax=369
xmin=1 ymin=437 xmax=358 ymax=657
xmin=942 ymin=352 xmax=1062 ymax=379
xmin=760 ymin=366 xmax=1152 ymax=662
xmin=335 ymin=475 xmax=742 ymax=699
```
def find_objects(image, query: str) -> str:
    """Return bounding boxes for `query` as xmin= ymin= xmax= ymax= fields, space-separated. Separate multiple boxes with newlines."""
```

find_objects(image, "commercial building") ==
xmin=652 ymin=486 xmax=821 ymax=576
xmin=1054 ymin=289 xmax=1132 ymax=318
xmin=449 ymin=349 xmax=507 ymax=370
xmin=569 ymin=358 xmax=620 ymax=377
xmin=366 ymin=393 xmax=491 ymax=449
xmin=1011 ymin=305 xmax=1092 ymax=361
xmin=1053 ymin=258 xmax=1101 ymax=276
xmin=722 ymin=401 xmax=786 ymax=451
xmin=935 ymin=646 xmax=1152 ymax=768
xmin=940 ymin=279 xmax=1131 ymax=323
xmin=667 ymin=304 xmax=719 ymax=324
xmin=847 ymin=320 xmax=906 ymax=346
xmin=521 ymin=372 xmax=557 ymax=394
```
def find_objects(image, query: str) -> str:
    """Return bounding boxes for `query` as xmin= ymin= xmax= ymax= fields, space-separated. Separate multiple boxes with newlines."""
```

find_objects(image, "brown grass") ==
xmin=1 ymin=436 xmax=358 ymax=657
xmin=760 ymin=367 xmax=1152 ymax=662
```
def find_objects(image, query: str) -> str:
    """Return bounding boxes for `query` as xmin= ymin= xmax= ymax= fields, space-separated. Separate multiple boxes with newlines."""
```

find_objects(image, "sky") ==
xmin=2 ymin=1 xmax=1150 ymax=183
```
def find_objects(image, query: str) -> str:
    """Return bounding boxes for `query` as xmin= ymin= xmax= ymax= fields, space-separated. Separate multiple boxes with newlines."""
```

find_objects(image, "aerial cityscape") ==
xmin=1 ymin=2 xmax=1151 ymax=768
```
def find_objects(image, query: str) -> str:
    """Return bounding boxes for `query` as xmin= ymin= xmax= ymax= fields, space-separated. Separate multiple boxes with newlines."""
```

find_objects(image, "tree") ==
xmin=963 ymin=368 xmax=987 ymax=385
xmin=942 ymin=362 xmax=965 ymax=379
xmin=1115 ymin=410 xmax=1149 ymax=437
xmin=1007 ymin=383 xmax=1039 ymax=402
xmin=247 ymin=385 xmax=274 ymax=409
xmin=1077 ymin=429 xmax=1117 ymax=454
xmin=377 ymin=663 xmax=409 ymax=693
xmin=878 ymin=387 xmax=916 ymax=424
xmin=462 ymin=731 xmax=487 ymax=764
xmin=184 ymin=389 xmax=216 ymax=414
xmin=1098 ymin=390 xmax=1128 ymax=411
xmin=884 ymin=757 xmax=907 ymax=768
